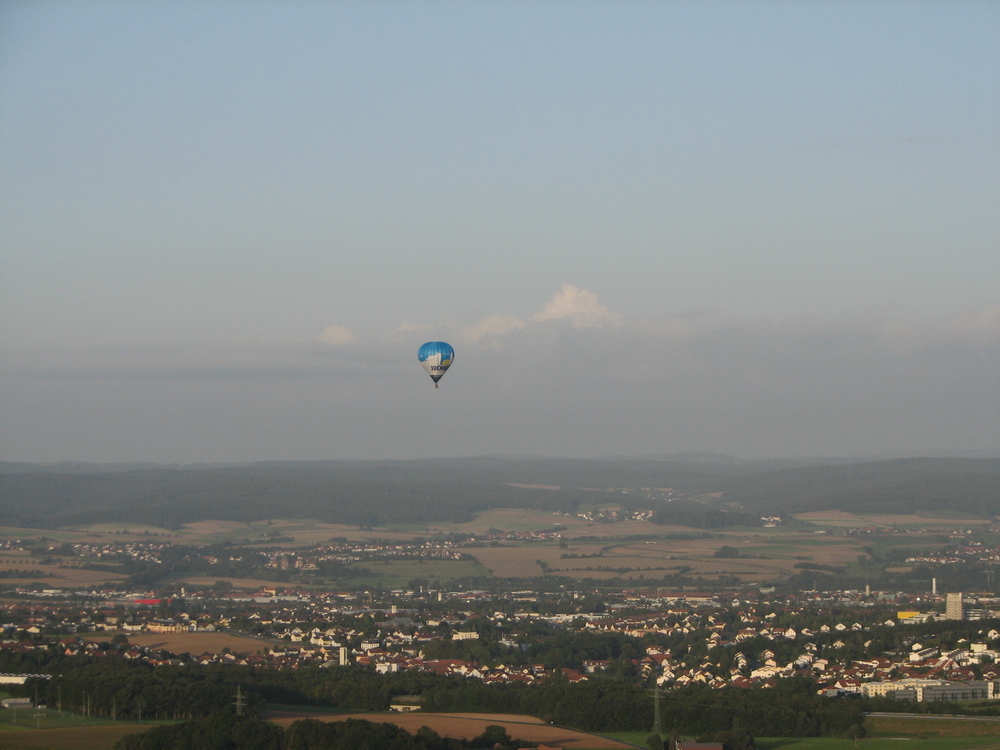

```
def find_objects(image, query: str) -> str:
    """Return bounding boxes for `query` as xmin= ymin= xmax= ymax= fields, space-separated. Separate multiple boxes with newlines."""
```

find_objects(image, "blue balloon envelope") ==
xmin=418 ymin=342 xmax=455 ymax=387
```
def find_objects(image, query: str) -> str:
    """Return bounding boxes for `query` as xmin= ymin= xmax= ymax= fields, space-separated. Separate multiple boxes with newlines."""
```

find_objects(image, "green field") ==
xmin=598 ymin=734 xmax=1000 ymax=750
xmin=865 ymin=715 xmax=1000 ymax=738
xmin=345 ymin=558 xmax=491 ymax=586
xmin=757 ymin=739 xmax=998 ymax=750
xmin=597 ymin=731 xmax=658 ymax=746
xmin=0 ymin=708 xmax=167 ymax=733
xmin=0 ymin=708 xmax=165 ymax=750
xmin=264 ymin=703 xmax=369 ymax=716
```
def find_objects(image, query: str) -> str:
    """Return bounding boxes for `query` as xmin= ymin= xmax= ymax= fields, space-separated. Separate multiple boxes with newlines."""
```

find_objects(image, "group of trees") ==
xmin=7 ymin=643 xmax=1000 ymax=742
xmin=26 ymin=661 xmax=268 ymax=721
xmin=422 ymin=624 xmax=643 ymax=672
xmin=650 ymin=504 xmax=760 ymax=530
xmin=418 ymin=675 xmax=867 ymax=737
xmin=0 ymin=568 xmax=49 ymax=579
xmin=115 ymin=714 xmax=282 ymax=750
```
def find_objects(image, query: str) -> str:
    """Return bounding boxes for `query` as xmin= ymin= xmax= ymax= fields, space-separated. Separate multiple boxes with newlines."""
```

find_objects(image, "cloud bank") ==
xmin=2 ymin=285 xmax=998 ymax=463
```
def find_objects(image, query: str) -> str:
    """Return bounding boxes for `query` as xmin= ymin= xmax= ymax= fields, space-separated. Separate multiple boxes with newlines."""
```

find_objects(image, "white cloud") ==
xmin=533 ymin=283 xmax=621 ymax=328
xmin=381 ymin=321 xmax=439 ymax=345
xmin=463 ymin=314 xmax=528 ymax=343
xmin=314 ymin=324 xmax=357 ymax=346
xmin=461 ymin=283 xmax=621 ymax=343
xmin=945 ymin=306 xmax=1000 ymax=345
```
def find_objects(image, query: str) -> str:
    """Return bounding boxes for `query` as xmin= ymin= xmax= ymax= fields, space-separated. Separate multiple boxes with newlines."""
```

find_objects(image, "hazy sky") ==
xmin=1 ymin=1 xmax=998 ymax=463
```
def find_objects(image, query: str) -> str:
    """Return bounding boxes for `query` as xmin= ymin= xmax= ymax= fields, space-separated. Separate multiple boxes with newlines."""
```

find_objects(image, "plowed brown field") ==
xmin=0 ymin=725 xmax=151 ymax=750
xmin=85 ymin=631 xmax=272 ymax=655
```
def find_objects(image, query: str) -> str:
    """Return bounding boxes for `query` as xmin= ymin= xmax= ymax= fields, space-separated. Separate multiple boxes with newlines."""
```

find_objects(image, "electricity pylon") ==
xmin=650 ymin=681 xmax=663 ymax=740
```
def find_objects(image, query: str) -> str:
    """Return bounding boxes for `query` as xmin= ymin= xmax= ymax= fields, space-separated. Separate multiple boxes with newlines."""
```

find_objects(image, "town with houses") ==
xmin=4 ymin=576 xmax=1000 ymax=708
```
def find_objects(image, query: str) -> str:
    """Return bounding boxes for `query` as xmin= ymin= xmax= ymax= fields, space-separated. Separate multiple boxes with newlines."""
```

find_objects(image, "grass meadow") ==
xmin=601 ymin=735 xmax=999 ymax=750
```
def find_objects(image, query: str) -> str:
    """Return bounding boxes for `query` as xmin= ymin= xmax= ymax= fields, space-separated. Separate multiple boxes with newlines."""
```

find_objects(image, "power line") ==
xmin=650 ymin=682 xmax=662 ymax=740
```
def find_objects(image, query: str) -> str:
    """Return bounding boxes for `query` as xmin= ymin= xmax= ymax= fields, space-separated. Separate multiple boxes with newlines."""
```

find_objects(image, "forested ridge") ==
xmin=10 ymin=657 xmax=870 ymax=737
xmin=1 ymin=457 xmax=997 ymax=529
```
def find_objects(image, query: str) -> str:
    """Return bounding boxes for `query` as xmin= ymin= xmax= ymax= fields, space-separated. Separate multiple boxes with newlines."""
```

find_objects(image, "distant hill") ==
xmin=1 ymin=456 xmax=997 ymax=529
xmin=713 ymin=458 xmax=1000 ymax=517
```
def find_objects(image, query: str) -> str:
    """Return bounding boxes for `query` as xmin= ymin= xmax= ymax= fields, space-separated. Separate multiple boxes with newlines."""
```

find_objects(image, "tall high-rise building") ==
xmin=946 ymin=592 xmax=964 ymax=620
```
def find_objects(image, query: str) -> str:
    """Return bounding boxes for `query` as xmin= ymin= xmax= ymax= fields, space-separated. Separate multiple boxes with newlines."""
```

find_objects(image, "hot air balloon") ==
xmin=418 ymin=341 xmax=454 ymax=388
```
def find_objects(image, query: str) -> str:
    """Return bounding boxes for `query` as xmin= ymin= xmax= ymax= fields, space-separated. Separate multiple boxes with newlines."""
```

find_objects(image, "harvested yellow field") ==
xmin=177 ymin=575 xmax=311 ymax=589
xmin=0 ymin=551 xmax=39 ymax=563
xmin=794 ymin=510 xmax=863 ymax=522
xmin=467 ymin=528 xmax=875 ymax=581
xmin=866 ymin=514 xmax=991 ymax=527
xmin=181 ymin=520 xmax=247 ymax=535
xmin=467 ymin=546 xmax=553 ymax=578
xmin=0 ymin=562 xmax=125 ymax=585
